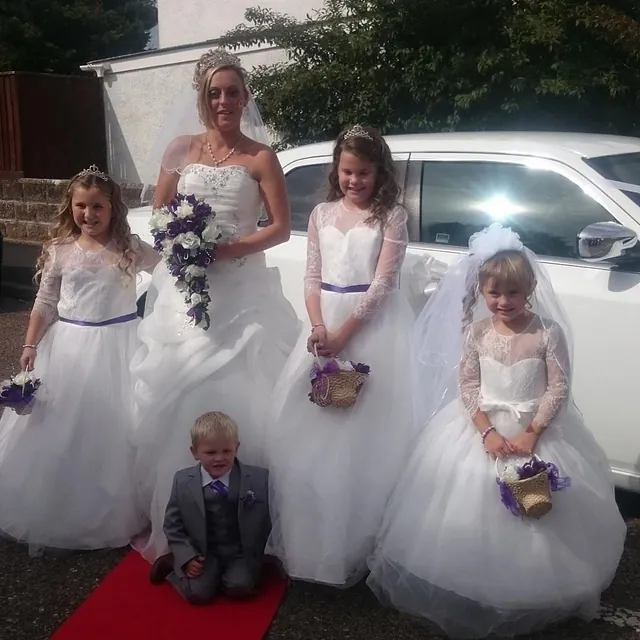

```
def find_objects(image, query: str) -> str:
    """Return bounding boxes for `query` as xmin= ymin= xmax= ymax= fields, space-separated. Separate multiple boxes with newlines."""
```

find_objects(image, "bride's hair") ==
xmin=462 ymin=250 xmax=537 ymax=329
xmin=35 ymin=170 xmax=135 ymax=283
xmin=327 ymin=125 xmax=401 ymax=227
xmin=194 ymin=49 xmax=250 ymax=129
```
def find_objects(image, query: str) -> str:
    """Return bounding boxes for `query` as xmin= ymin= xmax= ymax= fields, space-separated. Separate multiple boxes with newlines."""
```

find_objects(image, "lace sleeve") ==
xmin=458 ymin=325 xmax=481 ymax=418
xmin=352 ymin=206 xmax=408 ymax=319
xmin=132 ymin=236 xmax=161 ymax=273
xmin=304 ymin=206 xmax=322 ymax=300
xmin=32 ymin=245 xmax=61 ymax=326
xmin=533 ymin=322 xmax=570 ymax=429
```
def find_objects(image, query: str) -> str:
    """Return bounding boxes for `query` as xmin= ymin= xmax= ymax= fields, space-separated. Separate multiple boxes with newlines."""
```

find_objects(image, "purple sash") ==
xmin=321 ymin=282 xmax=370 ymax=294
xmin=59 ymin=312 xmax=138 ymax=327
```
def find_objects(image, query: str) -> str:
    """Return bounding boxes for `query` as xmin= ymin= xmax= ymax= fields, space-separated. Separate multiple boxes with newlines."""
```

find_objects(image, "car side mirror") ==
xmin=577 ymin=222 xmax=638 ymax=262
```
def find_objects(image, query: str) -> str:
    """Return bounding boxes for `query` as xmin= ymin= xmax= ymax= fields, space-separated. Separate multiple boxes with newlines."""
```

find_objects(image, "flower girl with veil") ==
xmin=367 ymin=224 xmax=626 ymax=638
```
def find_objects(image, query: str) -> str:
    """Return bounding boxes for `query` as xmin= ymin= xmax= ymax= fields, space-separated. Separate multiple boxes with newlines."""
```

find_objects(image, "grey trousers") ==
xmin=168 ymin=553 xmax=259 ymax=605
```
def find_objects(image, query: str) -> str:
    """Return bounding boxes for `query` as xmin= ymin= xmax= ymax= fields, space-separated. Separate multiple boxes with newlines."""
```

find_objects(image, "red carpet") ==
xmin=52 ymin=552 xmax=288 ymax=640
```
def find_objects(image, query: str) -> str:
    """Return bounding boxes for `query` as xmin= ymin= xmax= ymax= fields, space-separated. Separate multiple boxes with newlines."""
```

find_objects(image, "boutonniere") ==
xmin=241 ymin=490 xmax=256 ymax=507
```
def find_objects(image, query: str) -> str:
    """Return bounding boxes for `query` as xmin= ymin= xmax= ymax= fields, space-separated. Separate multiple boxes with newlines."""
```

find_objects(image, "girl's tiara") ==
xmin=78 ymin=164 xmax=108 ymax=181
xmin=344 ymin=124 xmax=373 ymax=141
xmin=193 ymin=48 xmax=244 ymax=91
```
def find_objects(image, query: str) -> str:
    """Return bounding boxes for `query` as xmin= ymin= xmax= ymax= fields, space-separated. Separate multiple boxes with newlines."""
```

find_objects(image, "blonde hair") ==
xmin=35 ymin=171 xmax=134 ymax=282
xmin=190 ymin=411 xmax=239 ymax=446
xmin=462 ymin=250 xmax=536 ymax=328
xmin=196 ymin=65 xmax=249 ymax=129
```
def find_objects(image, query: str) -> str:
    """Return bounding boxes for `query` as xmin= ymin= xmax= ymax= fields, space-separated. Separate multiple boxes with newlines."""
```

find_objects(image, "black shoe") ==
xmin=150 ymin=553 xmax=174 ymax=584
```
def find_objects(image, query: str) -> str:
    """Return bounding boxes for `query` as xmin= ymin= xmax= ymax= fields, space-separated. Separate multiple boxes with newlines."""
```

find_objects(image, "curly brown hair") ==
xmin=462 ymin=250 xmax=537 ymax=329
xmin=35 ymin=171 xmax=134 ymax=281
xmin=327 ymin=125 xmax=400 ymax=227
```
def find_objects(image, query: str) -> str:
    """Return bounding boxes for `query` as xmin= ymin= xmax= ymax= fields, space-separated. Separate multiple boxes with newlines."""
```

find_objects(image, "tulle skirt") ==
xmin=0 ymin=319 xmax=145 ymax=553
xmin=131 ymin=255 xmax=300 ymax=562
xmin=267 ymin=289 xmax=418 ymax=587
xmin=366 ymin=402 xmax=626 ymax=638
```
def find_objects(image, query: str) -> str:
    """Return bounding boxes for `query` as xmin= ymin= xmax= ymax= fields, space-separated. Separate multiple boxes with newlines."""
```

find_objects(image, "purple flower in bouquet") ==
xmin=0 ymin=372 xmax=42 ymax=415
xmin=149 ymin=193 xmax=222 ymax=330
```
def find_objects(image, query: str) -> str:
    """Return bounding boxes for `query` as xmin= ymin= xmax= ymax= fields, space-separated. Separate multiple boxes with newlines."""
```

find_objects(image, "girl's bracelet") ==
xmin=311 ymin=323 xmax=325 ymax=331
xmin=22 ymin=344 xmax=37 ymax=350
xmin=480 ymin=426 xmax=495 ymax=443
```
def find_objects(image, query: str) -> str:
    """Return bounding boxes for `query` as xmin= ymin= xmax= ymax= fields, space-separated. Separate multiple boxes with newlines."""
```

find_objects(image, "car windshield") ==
xmin=585 ymin=152 xmax=640 ymax=207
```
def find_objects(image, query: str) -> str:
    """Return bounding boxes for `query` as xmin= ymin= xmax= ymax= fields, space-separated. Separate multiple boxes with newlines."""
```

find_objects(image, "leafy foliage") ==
xmin=220 ymin=0 xmax=640 ymax=147
xmin=0 ymin=0 xmax=157 ymax=74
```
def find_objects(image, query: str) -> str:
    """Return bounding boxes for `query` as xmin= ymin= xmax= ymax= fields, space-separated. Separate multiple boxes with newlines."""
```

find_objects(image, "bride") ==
xmin=131 ymin=48 xmax=301 ymax=564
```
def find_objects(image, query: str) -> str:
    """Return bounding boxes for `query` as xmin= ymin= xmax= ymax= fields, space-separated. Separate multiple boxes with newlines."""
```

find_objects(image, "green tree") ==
xmin=0 ymin=0 xmax=157 ymax=74
xmin=220 ymin=0 xmax=640 ymax=148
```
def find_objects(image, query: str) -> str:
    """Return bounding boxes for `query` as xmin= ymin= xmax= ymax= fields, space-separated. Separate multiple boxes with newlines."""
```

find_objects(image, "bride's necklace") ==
xmin=206 ymin=134 xmax=243 ymax=167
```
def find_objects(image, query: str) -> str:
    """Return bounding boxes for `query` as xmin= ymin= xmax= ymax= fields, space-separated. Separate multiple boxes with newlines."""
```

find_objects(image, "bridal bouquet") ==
xmin=496 ymin=456 xmax=571 ymax=519
xmin=150 ymin=194 xmax=222 ymax=330
xmin=0 ymin=371 xmax=42 ymax=415
xmin=309 ymin=357 xmax=370 ymax=409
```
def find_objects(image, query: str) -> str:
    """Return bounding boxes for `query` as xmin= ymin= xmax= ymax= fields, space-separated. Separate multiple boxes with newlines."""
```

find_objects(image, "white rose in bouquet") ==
xmin=201 ymin=221 xmax=222 ymax=245
xmin=12 ymin=371 xmax=34 ymax=386
xmin=149 ymin=207 xmax=173 ymax=232
xmin=177 ymin=201 xmax=194 ymax=219
xmin=175 ymin=232 xmax=201 ymax=250
xmin=184 ymin=265 xmax=207 ymax=281
xmin=190 ymin=293 xmax=203 ymax=305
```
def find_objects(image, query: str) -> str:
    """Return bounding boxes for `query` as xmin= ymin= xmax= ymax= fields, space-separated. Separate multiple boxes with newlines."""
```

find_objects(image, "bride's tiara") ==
xmin=77 ymin=164 xmax=108 ymax=181
xmin=193 ymin=48 xmax=245 ymax=91
xmin=343 ymin=124 xmax=373 ymax=141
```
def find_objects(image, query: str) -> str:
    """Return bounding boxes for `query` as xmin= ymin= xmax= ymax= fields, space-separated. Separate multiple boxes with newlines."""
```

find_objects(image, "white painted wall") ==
xmin=98 ymin=45 xmax=286 ymax=187
xmin=157 ymin=0 xmax=322 ymax=48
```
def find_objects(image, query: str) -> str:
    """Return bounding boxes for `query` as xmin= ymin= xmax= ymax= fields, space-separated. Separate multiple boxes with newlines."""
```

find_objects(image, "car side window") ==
xmin=419 ymin=161 xmax=616 ymax=259
xmin=284 ymin=164 xmax=331 ymax=232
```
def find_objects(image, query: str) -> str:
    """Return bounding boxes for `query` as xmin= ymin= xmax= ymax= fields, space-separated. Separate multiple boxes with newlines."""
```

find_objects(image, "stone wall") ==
xmin=0 ymin=178 xmax=142 ymax=298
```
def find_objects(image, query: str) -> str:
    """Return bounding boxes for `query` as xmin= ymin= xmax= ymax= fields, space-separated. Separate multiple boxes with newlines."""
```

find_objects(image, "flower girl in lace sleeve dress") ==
xmin=267 ymin=125 xmax=418 ymax=588
xmin=0 ymin=167 xmax=159 ymax=554
xmin=367 ymin=224 xmax=626 ymax=638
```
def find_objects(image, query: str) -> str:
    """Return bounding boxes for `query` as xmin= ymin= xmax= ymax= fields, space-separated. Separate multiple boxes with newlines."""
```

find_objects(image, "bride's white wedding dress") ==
xmin=131 ymin=163 xmax=300 ymax=562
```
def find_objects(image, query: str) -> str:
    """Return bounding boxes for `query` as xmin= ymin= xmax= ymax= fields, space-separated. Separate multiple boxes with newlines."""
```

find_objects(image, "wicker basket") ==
xmin=497 ymin=456 xmax=553 ymax=519
xmin=309 ymin=349 xmax=368 ymax=409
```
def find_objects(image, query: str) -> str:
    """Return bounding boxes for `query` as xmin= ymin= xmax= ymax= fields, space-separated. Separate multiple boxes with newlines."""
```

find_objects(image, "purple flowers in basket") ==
xmin=309 ymin=359 xmax=370 ymax=384
xmin=0 ymin=372 xmax=42 ymax=415
xmin=308 ymin=358 xmax=371 ymax=407
xmin=496 ymin=456 xmax=571 ymax=518
xmin=149 ymin=193 xmax=223 ymax=330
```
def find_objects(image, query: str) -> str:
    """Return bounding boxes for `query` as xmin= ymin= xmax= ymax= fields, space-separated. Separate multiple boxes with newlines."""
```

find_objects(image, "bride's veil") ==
xmin=139 ymin=48 xmax=271 ymax=204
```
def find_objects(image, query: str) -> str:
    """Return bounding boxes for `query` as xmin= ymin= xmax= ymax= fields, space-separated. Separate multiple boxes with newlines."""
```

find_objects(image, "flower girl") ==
xmin=367 ymin=224 xmax=626 ymax=637
xmin=0 ymin=166 xmax=159 ymax=553
xmin=267 ymin=125 xmax=418 ymax=587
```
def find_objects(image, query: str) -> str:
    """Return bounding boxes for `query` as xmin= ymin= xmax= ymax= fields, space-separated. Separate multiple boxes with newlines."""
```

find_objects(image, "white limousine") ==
xmin=128 ymin=132 xmax=640 ymax=492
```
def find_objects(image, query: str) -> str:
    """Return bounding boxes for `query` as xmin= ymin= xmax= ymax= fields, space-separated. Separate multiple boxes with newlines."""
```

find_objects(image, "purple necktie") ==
xmin=211 ymin=480 xmax=228 ymax=497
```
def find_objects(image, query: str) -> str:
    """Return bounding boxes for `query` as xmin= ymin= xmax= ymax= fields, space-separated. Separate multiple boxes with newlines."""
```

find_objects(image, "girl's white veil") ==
xmin=411 ymin=223 xmax=574 ymax=428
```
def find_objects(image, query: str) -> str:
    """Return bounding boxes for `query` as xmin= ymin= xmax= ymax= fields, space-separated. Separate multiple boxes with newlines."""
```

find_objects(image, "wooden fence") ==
xmin=0 ymin=72 xmax=106 ymax=179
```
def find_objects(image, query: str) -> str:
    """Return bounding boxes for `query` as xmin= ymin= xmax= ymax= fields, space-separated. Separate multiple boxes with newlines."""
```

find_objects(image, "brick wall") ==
xmin=0 ymin=178 xmax=143 ymax=245
xmin=0 ymin=178 xmax=143 ymax=298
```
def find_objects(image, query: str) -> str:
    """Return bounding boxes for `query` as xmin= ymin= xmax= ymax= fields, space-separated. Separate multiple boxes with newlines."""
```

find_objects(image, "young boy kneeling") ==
xmin=150 ymin=411 xmax=271 ymax=604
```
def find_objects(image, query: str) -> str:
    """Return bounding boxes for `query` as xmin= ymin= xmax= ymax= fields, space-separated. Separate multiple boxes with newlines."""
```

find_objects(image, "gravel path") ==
xmin=1 ymin=295 xmax=639 ymax=640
